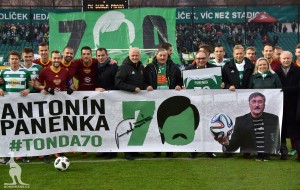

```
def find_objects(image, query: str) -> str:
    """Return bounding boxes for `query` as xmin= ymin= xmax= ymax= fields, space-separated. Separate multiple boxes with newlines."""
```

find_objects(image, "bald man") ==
xmin=115 ymin=47 xmax=145 ymax=93
xmin=115 ymin=47 xmax=146 ymax=160
xmin=276 ymin=51 xmax=300 ymax=161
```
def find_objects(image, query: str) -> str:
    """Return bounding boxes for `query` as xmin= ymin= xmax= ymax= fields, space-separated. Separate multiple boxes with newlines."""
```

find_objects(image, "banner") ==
xmin=183 ymin=67 xmax=222 ymax=89
xmin=0 ymin=89 xmax=282 ymax=157
xmin=0 ymin=9 xmax=80 ymax=23
xmin=176 ymin=6 xmax=297 ymax=23
xmin=49 ymin=8 xmax=179 ymax=64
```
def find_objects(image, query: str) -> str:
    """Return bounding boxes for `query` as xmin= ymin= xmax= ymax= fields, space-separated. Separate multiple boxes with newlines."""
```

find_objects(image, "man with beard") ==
xmin=72 ymin=46 xmax=98 ymax=91
xmin=35 ymin=50 xmax=72 ymax=94
xmin=35 ymin=50 xmax=73 ymax=163
xmin=61 ymin=47 xmax=77 ymax=77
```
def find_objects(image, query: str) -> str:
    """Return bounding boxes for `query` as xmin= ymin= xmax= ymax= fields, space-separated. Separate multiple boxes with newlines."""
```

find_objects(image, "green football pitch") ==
xmin=0 ymin=152 xmax=299 ymax=190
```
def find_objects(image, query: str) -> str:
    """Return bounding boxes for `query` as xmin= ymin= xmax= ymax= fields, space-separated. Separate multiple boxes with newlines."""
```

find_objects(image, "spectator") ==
xmin=272 ymin=33 xmax=279 ymax=46
xmin=283 ymin=25 xmax=287 ymax=33
xmin=291 ymin=22 xmax=297 ymax=33
xmin=278 ymin=23 xmax=283 ymax=33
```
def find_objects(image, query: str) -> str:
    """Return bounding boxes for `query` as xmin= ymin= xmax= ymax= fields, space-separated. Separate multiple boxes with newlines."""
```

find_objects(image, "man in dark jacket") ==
xmin=222 ymin=45 xmax=254 ymax=90
xmin=185 ymin=50 xmax=218 ymax=159
xmin=95 ymin=48 xmax=118 ymax=92
xmin=95 ymin=48 xmax=118 ymax=159
xmin=185 ymin=50 xmax=217 ymax=70
xmin=115 ymin=47 xmax=145 ymax=160
xmin=276 ymin=51 xmax=300 ymax=161
xmin=144 ymin=48 xmax=182 ymax=158
xmin=115 ymin=47 xmax=145 ymax=92
xmin=217 ymin=92 xmax=280 ymax=161
xmin=144 ymin=48 xmax=183 ymax=91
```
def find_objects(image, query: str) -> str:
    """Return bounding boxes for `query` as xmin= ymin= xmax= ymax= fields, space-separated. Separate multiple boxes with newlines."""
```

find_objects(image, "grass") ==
xmin=0 ymin=152 xmax=299 ymax=190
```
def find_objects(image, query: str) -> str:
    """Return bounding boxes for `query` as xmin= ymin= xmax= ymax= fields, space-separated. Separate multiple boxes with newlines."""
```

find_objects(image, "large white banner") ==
xmin=0 ymin=89 xmax=283 ymax=157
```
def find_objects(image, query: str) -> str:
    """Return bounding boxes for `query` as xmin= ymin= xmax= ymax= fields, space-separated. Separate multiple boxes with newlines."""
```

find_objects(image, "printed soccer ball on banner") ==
xmin=54 ymin=156 xmax=70 ymax=171
xmin=210 ymin=113 xmax=233 ymax=139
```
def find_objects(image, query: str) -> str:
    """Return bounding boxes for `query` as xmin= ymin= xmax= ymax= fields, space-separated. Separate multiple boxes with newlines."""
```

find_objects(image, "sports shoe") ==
xmin=43 ymin=155 xmax=51 ymax=163
xmin=124 ymin=153 xmax=134 ymax=161
xmin=206 ymin=152 xmax=217 ymax=158
xmin=263 ymin=154 xmax=271 ymax=161
xmin=288 ymin=149 xmax=297 ymax=156
xmin=280 ymin=153 xmax=288 ymax=160
xmin=95 ymin=153 xmax=108 ymax=158
xmin=22 ymin=158 xmax=30 ymax=163
xmin=105 ymin=153 xmax=117 ymax=159
xmin=255 ymin=153 xmax=263 ymax=161
xmin=166 ymin=152 xmax=174 ymax=158
xmin=189 ymin=152 xmax=197 ymax=158
xmin=2 ymin=157 xmax=10 ymax=164
xmin=152 ymin=152 xmax=161 ymax=158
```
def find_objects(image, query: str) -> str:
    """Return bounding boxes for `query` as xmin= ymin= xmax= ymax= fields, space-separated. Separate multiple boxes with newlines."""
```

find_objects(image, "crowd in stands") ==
xmin=0 ymin=22 xmax=49 ymax=46
xmin=176 ymin=22 xmax=298 ymax=56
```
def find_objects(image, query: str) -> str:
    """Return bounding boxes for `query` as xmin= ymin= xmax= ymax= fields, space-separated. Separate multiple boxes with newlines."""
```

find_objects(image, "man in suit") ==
xmin=217 ymin=92 xmax=280 ymax=161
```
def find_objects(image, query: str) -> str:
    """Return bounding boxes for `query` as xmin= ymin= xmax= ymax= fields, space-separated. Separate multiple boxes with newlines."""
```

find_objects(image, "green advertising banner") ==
xmin=49 ymin=8 xmax=179 ymax=64
xmin=0 ymin=9 xmax=80 ymax=24
xmin=176 ymin=6 xmax=298 ymax=23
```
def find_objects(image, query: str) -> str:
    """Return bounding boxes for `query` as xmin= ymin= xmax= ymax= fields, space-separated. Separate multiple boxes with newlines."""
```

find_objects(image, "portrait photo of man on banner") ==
xmin=214 ymin=92 xmax=280 ymax=160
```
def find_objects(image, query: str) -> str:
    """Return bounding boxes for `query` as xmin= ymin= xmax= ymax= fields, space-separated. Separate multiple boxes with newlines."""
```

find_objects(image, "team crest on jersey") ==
xmin=84 ymin=77 xmax=91 ymax=83
xmin=20 ymin=74 xmax=24 ymax=78
xmin=8 ymin=79 xmax=21 ymax=86
xmin=54 ymin=87 xmax=61 ymax=92
xmin=53 ymin=79 xmax=61 ymax=85
xmin=83 ymin=68 xmax=91 ymax=74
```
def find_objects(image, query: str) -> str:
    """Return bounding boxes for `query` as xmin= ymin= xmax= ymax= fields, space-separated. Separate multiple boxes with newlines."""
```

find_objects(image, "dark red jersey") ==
xmin=61 ymin=60 xmax=78 ymax=77
xmin=36 ymin=66 xmax=71 ymax=92
xmin=73 ymin=58 xmax=98 ymax=91
xmin=33 ymin=58 xmax=52 ymax=68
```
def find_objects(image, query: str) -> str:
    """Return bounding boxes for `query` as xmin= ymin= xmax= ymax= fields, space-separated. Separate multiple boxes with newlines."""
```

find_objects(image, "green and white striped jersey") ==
xmin=21 ymin=63 xmax=43 ymax=80
xmin=0 ymin=68 xmax=32 ymax=93
xmin=208 ymin=58 xmax=230 ymax=68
